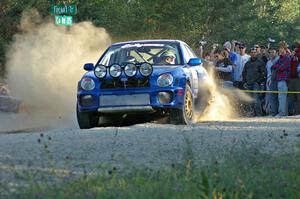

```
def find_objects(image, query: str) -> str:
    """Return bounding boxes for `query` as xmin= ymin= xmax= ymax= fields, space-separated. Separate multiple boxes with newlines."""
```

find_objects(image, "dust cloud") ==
xmin=195 ymin=66 xmax=250 ymax=122
xmin=1 ymin=9 xmax=111 ymax=131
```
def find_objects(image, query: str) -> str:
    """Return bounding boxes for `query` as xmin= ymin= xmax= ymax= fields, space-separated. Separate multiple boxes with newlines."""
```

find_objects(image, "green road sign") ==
xmin=55 ymin=16 xmax=73 ymax=26
xmin=51 ymin=4 xmax=77 ymax=15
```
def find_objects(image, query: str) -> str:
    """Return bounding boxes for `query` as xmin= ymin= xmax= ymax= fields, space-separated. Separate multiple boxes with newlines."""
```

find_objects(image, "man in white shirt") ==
xmin=233 ymin=43 xmax=250 ymax=89
xmin=265 ymin=48 xmax=279 ymax=115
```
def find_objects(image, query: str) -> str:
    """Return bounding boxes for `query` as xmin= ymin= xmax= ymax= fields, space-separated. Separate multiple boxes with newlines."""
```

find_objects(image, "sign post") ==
xmin=51 ymin=4 xmax=77 ymax=26
xmin=55 ymin=15 xmax=73 ymax=26
xmin=51 ymin=4 xmax=77 ymax=15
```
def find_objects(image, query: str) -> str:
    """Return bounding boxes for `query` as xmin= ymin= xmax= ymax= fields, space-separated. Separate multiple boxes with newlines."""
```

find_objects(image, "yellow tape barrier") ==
xmin=242 ymin=90 xmax=300 ymax=94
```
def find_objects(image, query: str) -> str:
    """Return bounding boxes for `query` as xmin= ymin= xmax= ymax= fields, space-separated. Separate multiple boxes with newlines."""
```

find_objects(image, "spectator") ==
xmin=223 ymin=41 xmax=238 ymax=66
xmin=202 ymin=52 xmax=214 ymax=70
xmin=260 ymin=45 xmax=269 ymax=63
xmin=210 ymin=43 xmax=219 ymax=63
xmin=232 ymin=40 xmax=241 ymax=53
xmin=242 ymin=47 xmax=266 ymax=116
xmin=265 ymin=48 xmax=279 ymax=116
xmin=271 ymin=41 xmax=291 ymax=116
xmin=204 ymin=52 xmax=211 ymax=61
xmin=213 ymin=49 xmax=233 ymax=87
xmin=288 ymin=41 xmax=300 ymax=115
xmin=233 ymin=43 xmax=250 ymax=89
xmin=254 ymin=44 xmax=268 ymax=63
xmin=224 ymin=41 xmax=238 ymax=80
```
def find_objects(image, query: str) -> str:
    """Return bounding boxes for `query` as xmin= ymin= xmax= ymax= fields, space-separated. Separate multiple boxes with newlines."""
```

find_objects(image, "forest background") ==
xmin=0 ymin=0 xmax=299 ymax=77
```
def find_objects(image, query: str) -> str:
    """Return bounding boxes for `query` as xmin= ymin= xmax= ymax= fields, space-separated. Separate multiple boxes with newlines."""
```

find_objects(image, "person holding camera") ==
xmin=213 ymin=49 xmax=233 ymax=87
xmin=223 ymin=41 xmax=238 ymax=65
xmin=271 ymin=41 xmax=291 ymax=116
xmin=242 ymin=47 xmax=266 ymax=116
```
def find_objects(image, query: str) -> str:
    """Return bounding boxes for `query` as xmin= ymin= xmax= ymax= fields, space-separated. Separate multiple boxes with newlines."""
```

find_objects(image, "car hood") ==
xmin=152 ymin=65 xmax=183 ymax=76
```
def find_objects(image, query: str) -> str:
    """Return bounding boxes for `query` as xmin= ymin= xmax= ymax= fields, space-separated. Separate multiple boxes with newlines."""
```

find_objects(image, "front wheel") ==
xmin=170 ymin=84 xmax=194 ymax=124
xmin=76 ymin=106 xmax=99 ymax=129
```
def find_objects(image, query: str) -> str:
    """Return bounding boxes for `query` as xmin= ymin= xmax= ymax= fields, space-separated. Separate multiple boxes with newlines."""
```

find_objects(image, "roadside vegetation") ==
xmin=2 ymin=133 xmax=300 ymax=199
xmin=4 ymin=151 xmax=300 ymax=198
xmin=1 ymin=0 xmax=299 ymax=76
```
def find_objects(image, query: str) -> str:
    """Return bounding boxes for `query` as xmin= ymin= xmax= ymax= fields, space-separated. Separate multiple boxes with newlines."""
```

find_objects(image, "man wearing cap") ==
xmin=272 ymin=41 xmax=291 ymax=116
xmin=159 ymin=51 xmax=176 ymax=65
xmin=233 ymin=43 xmax=250 ymax=89
xmin=242 ymin=47 xmax=266 ymax=116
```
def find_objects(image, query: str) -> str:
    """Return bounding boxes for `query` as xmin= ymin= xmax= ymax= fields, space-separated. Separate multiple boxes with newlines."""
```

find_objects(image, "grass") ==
xmin=3 ymin=149 xmax=300 ymax=198
xmin=4 ymin=155 xmax=300 ymax=199
xmin=2 ymin=133 xmax=300 ymax=199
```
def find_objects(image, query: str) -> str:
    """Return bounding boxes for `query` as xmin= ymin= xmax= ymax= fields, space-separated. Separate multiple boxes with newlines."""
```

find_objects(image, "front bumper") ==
xmin=98 ymin=105 xmax=154 ymax=113
xmin=77 ymin=86 xmax=186 ymax=113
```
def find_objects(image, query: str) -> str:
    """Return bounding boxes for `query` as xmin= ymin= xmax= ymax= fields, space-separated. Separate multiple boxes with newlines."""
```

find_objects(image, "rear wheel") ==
xmin=76 ymin=106 xmax=99 ymax=129
xmin=170 ymin=84 xmax=194 ymax=124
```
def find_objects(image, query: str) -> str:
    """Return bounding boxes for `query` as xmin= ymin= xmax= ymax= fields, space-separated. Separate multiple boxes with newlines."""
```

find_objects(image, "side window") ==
xmin=185 ymin=45 xmax=197 ymax=58
xmin=130 ymin=50 xmax=144 ymax=63
xmin=182 ymin=45 xmax=192 ymax=63
xmin=101 ymin=51 xmax=112 ymax=66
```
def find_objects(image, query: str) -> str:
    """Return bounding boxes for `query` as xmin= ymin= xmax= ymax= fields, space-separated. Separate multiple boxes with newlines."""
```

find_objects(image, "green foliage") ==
xmin=0 ymin=0 xmax=300 ymax=75
xmin=3 ymin=135 xmax=300 ymax=199
xmin=5 ymin=154 xmax=300 ymax=199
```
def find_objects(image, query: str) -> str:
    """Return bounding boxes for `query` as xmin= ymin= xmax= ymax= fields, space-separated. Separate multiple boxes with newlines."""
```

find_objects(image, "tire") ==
xmin=170 ymin=84 xmax=194 ymax=124
xmin=76 ymin=106 xmax=99 ymax=129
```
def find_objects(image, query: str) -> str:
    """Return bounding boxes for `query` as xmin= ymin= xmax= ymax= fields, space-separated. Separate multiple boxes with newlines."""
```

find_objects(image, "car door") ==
xmin=182 ymin=44 xmax=199 ymax=97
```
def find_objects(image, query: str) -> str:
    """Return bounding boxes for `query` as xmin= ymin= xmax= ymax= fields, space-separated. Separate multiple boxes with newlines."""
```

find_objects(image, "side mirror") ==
xmin=83 ymin=63 xmax=94 ymax=71
xmin=188 ymin=58 xmax=202 ymax=66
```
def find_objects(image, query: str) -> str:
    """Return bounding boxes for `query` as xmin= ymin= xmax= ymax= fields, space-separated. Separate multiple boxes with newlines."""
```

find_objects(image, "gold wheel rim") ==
xmin=184 ymin=90 xmax=193 ymax=120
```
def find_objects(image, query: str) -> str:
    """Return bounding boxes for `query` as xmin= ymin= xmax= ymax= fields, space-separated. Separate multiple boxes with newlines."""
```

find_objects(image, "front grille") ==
xmin=100 ymin=78 xmax=150 ymax=89
xmin=100 ymin=94 xmax=150 ymax=106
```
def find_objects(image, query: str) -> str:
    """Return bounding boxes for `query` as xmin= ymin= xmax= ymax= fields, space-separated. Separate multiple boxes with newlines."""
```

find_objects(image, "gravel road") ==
xmin=1 ymin=114 xmax=300 ymax=194
xmin=1 ymin=116 xmax=300 ymax=173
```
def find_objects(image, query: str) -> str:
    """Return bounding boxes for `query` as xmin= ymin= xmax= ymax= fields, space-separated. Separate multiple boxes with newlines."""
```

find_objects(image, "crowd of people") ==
xmin=199 ymin=40 xmax=300 ymax=117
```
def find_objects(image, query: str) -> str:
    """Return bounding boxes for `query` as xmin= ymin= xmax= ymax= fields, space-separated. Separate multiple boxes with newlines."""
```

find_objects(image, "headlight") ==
xmin=94 ymin=65 xmax=107 ymax=78
xmin=157 ymin=73 xmax=173 ymax=87
xmin=124 ymin=63 xmax=137 ymax=77
xmin=109 ymin=64 xmax=122 ymax=78
xmin=139 ymin=63 xmax=153 ymax=76
xmin=81 ymin=77 xmax=95 ymax=91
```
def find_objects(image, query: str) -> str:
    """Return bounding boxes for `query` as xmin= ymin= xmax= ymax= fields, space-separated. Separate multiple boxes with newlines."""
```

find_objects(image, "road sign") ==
xmin=51 ymin=4 xmax=77 ymax=15
xmin=55 ymin=16 xmax=73 ymax=26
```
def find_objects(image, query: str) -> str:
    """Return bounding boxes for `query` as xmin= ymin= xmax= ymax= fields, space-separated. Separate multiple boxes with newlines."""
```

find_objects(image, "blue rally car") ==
xmin=77 ymin=40 xmax=211 ymax=129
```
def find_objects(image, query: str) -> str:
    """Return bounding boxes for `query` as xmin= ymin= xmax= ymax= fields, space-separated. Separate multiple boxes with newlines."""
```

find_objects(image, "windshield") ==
xmin=98 ymin=43 xmax=182 ymax=66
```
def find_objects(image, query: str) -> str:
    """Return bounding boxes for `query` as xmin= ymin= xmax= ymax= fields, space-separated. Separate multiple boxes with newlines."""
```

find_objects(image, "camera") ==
xmin=233 ymin=40 xmax=241 ymax=46
xmin=268 ymin=37 xmax=276 ymax=43
xmin=199 ymin=40 xmax=207 ymax=46
xmin=212 ymin=43 xmax=219 ymax=49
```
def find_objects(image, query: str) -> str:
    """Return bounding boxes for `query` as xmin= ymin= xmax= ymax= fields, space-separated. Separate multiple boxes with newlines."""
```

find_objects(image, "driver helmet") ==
xmin=161 ymin=50 xmax=176 ymax=58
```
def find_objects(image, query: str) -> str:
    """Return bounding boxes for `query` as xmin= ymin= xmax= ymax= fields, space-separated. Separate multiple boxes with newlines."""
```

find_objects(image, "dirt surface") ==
xmin=1 ymin=115 xmax=300 ymax=172
xmin=1 ymin=114 xmax=300 ymax=194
